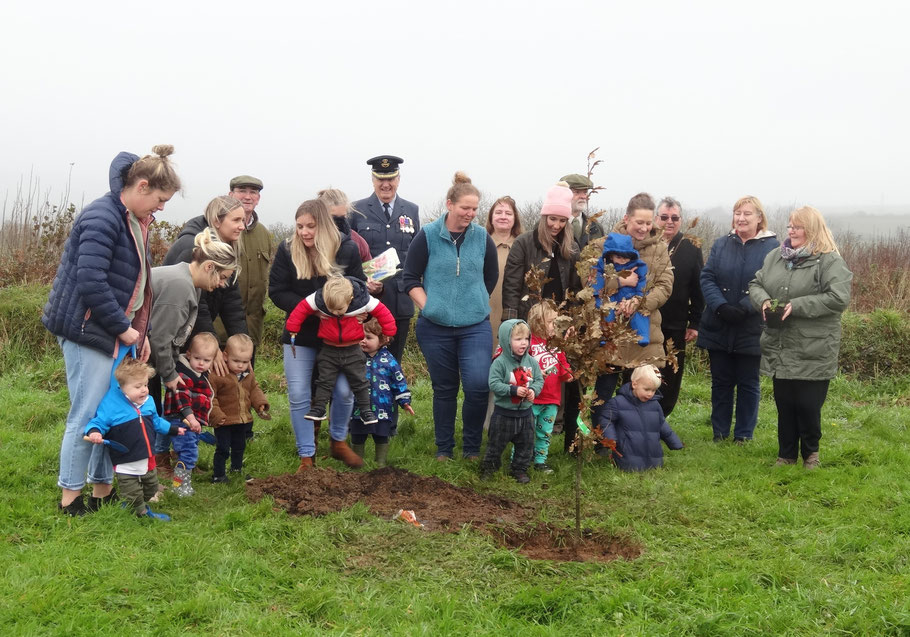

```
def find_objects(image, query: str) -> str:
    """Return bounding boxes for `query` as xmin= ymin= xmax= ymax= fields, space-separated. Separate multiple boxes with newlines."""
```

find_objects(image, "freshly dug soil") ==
xmin=247 ymin=467 xmax=641 ymax=563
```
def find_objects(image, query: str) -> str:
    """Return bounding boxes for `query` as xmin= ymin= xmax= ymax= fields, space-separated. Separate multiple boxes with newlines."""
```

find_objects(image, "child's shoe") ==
xmin=360 ymin=410 xmax=379 ymax=425
xmin=533 ymin=463 xmax=554 ymax=474
xmin=141 ymin=507 xmax=171 ymax=521
xmin=230 ymin=469 xmax=253 ymax=483
xmin=211 ymin=474 xmax=229 ymax=484
xmin=305 ymin=407 xmax=327 ymax=421
xmin=510 ymin=471 xmax=531 ymax=484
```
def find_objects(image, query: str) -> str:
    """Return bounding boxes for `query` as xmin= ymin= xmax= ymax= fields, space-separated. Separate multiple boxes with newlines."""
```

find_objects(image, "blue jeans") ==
xmin=416 ymin=316 xmax=492 ymax=458
xmin=57 ymin=338 xmax=115 ymax=490
xmin=283 ymin=344 xmax=354 ymax=458
xmin=708 ymin=350 xmax=761 ymax=439
xmin=171 ymin=420 xmax=200 ymax=469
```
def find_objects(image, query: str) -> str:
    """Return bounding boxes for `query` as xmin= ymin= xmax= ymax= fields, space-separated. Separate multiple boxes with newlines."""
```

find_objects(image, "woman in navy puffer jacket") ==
xmin=696 ymin=196 xmax=778 ymax=443
xmin=42 ymin=145 xmax=182 ymax=516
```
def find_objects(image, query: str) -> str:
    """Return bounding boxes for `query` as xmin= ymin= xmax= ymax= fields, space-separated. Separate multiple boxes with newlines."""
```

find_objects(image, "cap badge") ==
xmin=381 ymin=159 xmax=390 ymax=168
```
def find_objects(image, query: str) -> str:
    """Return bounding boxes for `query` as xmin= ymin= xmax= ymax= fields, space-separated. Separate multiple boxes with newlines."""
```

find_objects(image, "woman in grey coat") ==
xmin=750 ymin=206 xmax=852 ymax=469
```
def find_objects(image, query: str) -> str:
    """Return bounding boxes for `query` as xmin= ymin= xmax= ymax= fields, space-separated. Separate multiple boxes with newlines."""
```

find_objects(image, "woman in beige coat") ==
xmin=485 ymin=196 xmax=523 ymax=349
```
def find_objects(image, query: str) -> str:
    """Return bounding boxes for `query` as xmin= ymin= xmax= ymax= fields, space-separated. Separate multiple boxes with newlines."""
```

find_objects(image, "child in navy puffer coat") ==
xmin=599 ymin=365 xmax=683 ymax=471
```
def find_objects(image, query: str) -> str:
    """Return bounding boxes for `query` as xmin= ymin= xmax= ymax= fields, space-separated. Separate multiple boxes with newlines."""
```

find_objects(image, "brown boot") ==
xmin=330 ymin=439 xmax=364 ymax=468
xmin=155 ymin=453 xmax=173 ymax=478
xmin=803 ymin=452 xmax=820 ymax=470
xmin=296 ymin=456 xmax=314 ymax=474
xmin=775 ymin=457 xmax=797 ymax=466
xmin=312 ymin=424 xmax=320 ymax=465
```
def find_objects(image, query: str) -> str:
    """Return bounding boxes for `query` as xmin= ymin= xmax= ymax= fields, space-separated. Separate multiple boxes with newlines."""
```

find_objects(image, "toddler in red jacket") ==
xmin=526 ymin=301 xmax=573 ymax=473
xmin=286 ymin=276 xmax=396 ymax=425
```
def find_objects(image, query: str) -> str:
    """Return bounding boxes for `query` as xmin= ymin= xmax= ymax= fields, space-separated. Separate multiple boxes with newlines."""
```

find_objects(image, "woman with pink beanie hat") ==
xmin=501 ymin=182 xmax=581 ymax=321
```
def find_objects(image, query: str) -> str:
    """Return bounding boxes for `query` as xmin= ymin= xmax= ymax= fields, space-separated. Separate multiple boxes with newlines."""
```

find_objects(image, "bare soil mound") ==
xmin=247 ymin=467 xmax=641 ymax=563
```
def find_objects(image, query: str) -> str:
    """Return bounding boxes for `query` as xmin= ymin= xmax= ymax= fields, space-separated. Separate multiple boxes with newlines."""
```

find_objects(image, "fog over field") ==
xmin=2 ymin=1 xmax=907 ymax=230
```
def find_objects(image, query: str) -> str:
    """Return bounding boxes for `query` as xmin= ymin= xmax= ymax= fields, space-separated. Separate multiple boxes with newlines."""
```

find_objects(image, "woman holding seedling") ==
xmin=749 ymin=206 xmax=852 ymax=469
xmin=43 ymin=145 xmax=182 ymax=516
xmin=697 ymin=196 xmax=778 ymax=444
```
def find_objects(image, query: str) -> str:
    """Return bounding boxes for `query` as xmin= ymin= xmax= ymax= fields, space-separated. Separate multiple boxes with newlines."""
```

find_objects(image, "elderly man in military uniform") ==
xmin=228 ymin=175 xmax=273 ymax=353
xmin=351 ymin=155 xmax=420 ymax=364
xmin=561 ymin=173 xmax=604 ymax=250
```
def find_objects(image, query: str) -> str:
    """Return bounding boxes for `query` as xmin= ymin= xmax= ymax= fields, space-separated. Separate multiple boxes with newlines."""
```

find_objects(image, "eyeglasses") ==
xmin=659 ymin=215 xmax=680 ymax=222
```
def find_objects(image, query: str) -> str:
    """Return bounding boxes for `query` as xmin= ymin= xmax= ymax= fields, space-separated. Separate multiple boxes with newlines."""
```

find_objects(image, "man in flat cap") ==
xmin=228 ymin=175 xmax=273 ymax=355
xmin=561 ymin=173 xmax=604 ymax=250
xmin=351 ymin=155 xmax=420 ymax=365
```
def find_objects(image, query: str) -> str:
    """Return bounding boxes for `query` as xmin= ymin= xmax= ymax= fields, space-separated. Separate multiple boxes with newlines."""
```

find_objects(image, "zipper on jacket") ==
xmin=81 ymin=309 xmax=92 ymax=334
xmin=335 ymin=316 xmax=344 ymax=344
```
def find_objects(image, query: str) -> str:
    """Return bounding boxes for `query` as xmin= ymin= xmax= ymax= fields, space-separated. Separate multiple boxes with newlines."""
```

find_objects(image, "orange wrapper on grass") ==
xmin=394 ymin=509 xmax=424 ymax=528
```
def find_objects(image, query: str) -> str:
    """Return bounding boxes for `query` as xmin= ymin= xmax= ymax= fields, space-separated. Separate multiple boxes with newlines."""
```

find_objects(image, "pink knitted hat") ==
xmin=540 ymin=181 xmax=573 ymax=219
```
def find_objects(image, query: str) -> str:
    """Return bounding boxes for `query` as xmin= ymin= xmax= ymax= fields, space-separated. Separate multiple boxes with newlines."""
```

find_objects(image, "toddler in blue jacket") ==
xmin=85 ymin=356 xmax=185 ymax=520
xmin=598 ymin=365 xmax=683 ymax=471
xmin=593 ymin=232 xmax=650 ymax=345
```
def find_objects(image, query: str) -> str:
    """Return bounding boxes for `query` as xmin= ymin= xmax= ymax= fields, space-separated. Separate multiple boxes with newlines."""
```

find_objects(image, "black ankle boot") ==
xmin=86 ymin=490 xmax=118 ymax=512
xmin=59 ymin=496 xmax=88 ymax=517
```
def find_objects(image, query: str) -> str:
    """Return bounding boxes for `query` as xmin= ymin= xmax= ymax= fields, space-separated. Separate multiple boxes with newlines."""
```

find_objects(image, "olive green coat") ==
xmin=237 ymin=214 xmax=273 ymax=347
xmin=749 ymin=250 xmax=852 ymax=380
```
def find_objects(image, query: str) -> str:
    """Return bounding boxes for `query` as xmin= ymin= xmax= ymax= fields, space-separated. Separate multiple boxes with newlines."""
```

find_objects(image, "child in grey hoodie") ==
xmin=480 ymin=319 xmax=544 ymax=483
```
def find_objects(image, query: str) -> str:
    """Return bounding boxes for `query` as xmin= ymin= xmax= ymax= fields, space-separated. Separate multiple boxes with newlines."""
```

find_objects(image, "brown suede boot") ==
xmin=330 ymin=439 xmax=364 ymax=468
xmin=296 ymin=456 xmax=314 ymax=474
xmin=803 ymin=452 xmax=820 ymax=470
xmin=155 ymin=453 xmax=173 ymax=478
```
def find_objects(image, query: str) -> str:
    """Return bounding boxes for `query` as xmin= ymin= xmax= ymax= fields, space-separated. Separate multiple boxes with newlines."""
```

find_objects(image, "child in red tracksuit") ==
xmin=526 ymin=301 xmax=573 ymax=473
xmin=286 ymin=275 xmax=396 ymax=425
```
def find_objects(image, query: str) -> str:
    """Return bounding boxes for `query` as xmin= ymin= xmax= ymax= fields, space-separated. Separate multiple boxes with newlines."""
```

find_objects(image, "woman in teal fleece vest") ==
xmin=403 ymin=172 xmax=499 ymax=460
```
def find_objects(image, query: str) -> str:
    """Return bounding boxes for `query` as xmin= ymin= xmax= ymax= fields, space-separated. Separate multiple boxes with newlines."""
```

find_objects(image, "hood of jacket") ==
xmin=109 ymin=151 xmax=139 ymax=203
xmin=313 ymin=275 xmax=372 ymax=316
xmin=601 ymin=232 xmax=640 ymax=261
xmin=497 ymin=319 xmax=529 ymax=360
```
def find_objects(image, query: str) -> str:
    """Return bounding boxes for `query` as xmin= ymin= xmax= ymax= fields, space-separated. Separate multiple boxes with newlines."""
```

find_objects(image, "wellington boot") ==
xmin=351 ymin=442 xmax=366 ymax=459
xmin=330 ymin=439 xmax=364 ymax=468
xmin=374 ymin=443 xmax=390 ymax=468
xmin=296 ymin=456 xmax=314 ymax=474
xmin=312 ymin=424 xmax=321 ymax=464
xmin=155 ymin=453 xmax=173 ymax=479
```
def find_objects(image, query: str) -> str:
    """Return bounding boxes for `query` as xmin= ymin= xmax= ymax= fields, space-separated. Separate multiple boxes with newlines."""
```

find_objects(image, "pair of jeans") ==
xmin=213 ymin=423 xmax=248 ymax=477
xmin=708 ymin=350 xmax=761 ymax=439
xmin=171 ymin=424 xmax=199 ymax=469
xmin=57 ymin=338 xmax=115 ymax=490
xmin=416 ymin=316 xmax=492 ymax=458
xmin=283 ymin=344 xmax=354 ymax=458
xmin=773 ymin=377 xmax=829 ymax=460
xmin=482 ymin=410 xmax=534 ymax=472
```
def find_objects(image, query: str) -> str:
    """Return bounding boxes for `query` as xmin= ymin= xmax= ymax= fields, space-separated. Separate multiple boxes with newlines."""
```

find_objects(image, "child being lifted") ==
xmin=286 ymin=275 xmax=396 ymax=426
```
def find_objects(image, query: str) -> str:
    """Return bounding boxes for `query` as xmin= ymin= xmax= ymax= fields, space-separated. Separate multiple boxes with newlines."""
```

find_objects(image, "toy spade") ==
xmin=181 ymin=419 xmax=216 ymax=445
xmin=83 ymin=435 xmax=129 ymax=453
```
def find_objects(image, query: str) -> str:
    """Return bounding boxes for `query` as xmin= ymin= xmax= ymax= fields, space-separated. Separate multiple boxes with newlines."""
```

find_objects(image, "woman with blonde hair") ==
xmin=269 ymin=199 xmax=366 ymax=470
xmin=485 ymin=196 xmax=523 ymax=349
xmin=750 ymin=206 xmax=852 ymax=468
xmin=43 ymin=144 xmax=182 ymax=515
xmin=164 ymin=195 xmax=249 ymax=375
xmin=318 ymin=187 xmax=371 ymax=262
xmin=697 ymin=195 xmax=779 ymax=443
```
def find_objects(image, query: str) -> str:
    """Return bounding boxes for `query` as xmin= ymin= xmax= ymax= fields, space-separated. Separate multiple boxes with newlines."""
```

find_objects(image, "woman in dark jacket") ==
xmin=501 ymin=183 xmax=580 ymax=321
xmin=269 ymin=199 xmax=366 ymax=471
xmin=163 ymin=195 xmax=248 ymax=375
xmin=42 ymin=145 xmax=182 ymax=515
xmin=697 ymin=196 xmax=778 ymax=443
xmin=750 ymin=206 xmax=852 ymax=468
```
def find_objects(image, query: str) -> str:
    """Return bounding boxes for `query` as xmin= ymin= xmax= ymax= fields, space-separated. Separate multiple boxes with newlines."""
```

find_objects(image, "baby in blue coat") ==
xmin=593 ymin=232 xmax=650 ymax=345
xmin=599 ymin=365 xmax=683 ymax=471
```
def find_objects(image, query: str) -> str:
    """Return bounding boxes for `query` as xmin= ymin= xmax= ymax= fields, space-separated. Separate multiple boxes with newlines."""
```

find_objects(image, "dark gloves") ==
xmin=716 ymin=303 xmax=748 ymax=324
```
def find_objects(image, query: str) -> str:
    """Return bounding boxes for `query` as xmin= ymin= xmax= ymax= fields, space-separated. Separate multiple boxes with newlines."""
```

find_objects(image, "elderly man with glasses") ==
xmin=653 ymin=196 xmax=704 ymax=417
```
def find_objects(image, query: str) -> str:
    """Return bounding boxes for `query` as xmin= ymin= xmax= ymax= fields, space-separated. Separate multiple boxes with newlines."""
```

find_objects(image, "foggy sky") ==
xmin=2 ymin=0 xmax=907 ymax=226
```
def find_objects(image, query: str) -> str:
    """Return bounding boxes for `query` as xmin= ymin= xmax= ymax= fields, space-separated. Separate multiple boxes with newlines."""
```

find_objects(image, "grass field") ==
xmin=1 ymin=350 xmax=909 ymax=635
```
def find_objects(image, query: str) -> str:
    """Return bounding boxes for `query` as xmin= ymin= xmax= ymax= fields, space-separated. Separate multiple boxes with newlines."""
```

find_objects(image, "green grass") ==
xmin=1 ymin=353 xmax=909 ymax=636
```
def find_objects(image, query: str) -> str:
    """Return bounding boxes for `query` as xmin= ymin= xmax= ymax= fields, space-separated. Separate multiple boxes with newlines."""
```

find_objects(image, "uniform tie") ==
xmin=383 ymin=202 xmax=391 ymax=221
